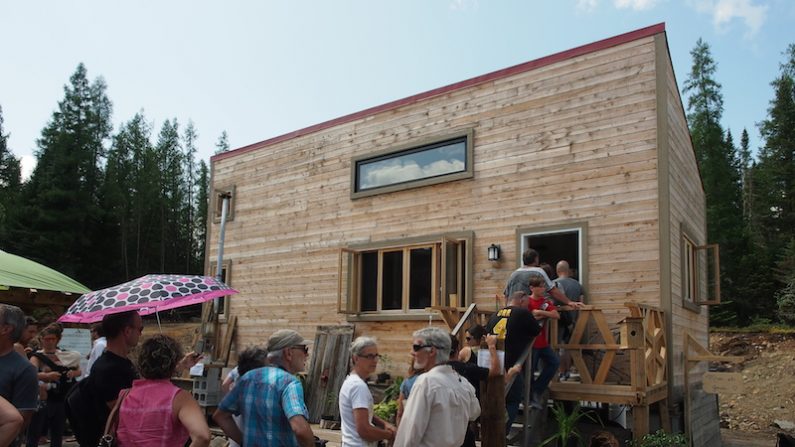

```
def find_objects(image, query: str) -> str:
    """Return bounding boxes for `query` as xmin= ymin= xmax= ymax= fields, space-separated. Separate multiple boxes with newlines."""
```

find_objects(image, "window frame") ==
xmin=209 ymin=259 xmax=232 ymax=321
xmin=338 ymin=231 xmax=473 ymax=321
xmin=213 ymin=185 xmax=235 ymax=224
xmin=350 ymin=129 xmax=474 ymax=199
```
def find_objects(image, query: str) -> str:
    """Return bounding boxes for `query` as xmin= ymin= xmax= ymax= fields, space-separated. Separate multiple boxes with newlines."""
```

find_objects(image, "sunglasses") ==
xmin=358 ymin=353 xmax=382 ymax=360
xmin=412 ymin=344 xmax=436 ymax=352
xmin=291 ymin=345 xmax=309 ymax=354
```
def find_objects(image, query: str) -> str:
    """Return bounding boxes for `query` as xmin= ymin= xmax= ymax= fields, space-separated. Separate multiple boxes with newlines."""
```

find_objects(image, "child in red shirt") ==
xmin=527 ymin=276 xmax=560 ymax=409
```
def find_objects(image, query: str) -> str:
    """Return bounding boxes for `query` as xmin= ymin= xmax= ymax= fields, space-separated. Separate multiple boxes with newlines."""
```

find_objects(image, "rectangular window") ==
xmin=213 ymin=186 xmax=235 ymax=223
xmin=209 ymin=260 xmax=232 ymax=320
xmin=337 ymin=234 xmax=471 ymax=318
xmin=351 ymin=130 xmax=474 ymax=198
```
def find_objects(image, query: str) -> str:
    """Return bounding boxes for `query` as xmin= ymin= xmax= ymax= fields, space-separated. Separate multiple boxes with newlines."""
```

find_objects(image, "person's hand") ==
xmin=44 ymin=371 xmax=60 ymax=382
xmin=177 ymin=351 xmax=203 ymax=372
xmin=385 ymin=424 xmax=396 ymax=442
xmin=486 ymin=334 xmax=497 ymax=349
xmin=569 ymin=301 xmax=585 ymax=309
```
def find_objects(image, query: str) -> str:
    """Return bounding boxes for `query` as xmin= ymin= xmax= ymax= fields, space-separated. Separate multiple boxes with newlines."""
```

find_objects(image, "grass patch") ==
xmin=710 ymin=324 xmax=795 ymax=334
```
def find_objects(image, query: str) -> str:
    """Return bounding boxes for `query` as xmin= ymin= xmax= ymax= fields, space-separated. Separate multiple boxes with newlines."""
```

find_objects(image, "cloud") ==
xmin=360 ymin=158 xmax=465 ymax=189
xmin=691 ymin=0 xmax=768 ymax=37
xmin=576 ymin=0 xmax=599 ymax=13
xmin=613 ymin=0 xmax=659 ymax=10
xmin=449 ymin=0 xmax=479 ymax=11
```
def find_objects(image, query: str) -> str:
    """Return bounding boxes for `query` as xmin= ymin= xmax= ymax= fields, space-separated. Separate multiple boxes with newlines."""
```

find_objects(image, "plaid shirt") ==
xmin=219 ymin=366 xmax=309 ymax=447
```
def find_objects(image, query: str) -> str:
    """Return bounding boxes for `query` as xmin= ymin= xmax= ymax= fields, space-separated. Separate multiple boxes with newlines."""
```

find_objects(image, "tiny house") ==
xmin=207 ymin=23 xmax=720 ymax=443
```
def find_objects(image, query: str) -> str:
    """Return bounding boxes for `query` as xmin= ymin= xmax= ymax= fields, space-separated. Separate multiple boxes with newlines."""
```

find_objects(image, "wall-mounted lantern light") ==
xmin=487 ymin=244 xmax=501 ymax=262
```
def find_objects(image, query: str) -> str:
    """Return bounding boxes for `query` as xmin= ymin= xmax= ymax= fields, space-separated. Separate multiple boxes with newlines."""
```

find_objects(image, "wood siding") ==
xmin=208 ymin=34 xmax=683 ymax=378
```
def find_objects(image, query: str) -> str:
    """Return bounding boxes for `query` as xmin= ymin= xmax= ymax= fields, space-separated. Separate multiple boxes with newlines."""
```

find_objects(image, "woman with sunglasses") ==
xmin=457 ymin=324 xmax=486 ymax=364
xmin=339 ymin=336 xmax=396 ymax=447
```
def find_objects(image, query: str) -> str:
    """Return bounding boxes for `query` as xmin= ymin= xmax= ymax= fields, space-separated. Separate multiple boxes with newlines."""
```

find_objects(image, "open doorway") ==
xmin=518 ymin=225 xmax=586 ymax=284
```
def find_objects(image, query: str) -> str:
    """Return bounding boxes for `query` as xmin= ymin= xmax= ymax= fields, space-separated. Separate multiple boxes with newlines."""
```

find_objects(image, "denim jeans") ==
xmin=531 ymin=346 xmax=560 ymax=399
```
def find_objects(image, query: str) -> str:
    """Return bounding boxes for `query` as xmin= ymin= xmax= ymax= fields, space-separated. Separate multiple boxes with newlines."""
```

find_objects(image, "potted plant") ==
xmin=542 ymin=403 xmax=599 ymax=447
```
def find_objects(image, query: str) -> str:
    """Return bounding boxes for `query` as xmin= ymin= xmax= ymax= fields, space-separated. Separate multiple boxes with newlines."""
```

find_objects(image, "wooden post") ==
xmin=632 ymin=404 xmax=650 ymax=439
xmin=480 ymin=374 xmax=506 ymax=447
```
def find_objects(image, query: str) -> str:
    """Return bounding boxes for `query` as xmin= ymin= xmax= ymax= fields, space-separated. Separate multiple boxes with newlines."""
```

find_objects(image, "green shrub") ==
xmin=373 ymin=399 xmax=398 ymax=422
xmin=776 ymin=280 xmax=795 ymax=325
xmin=626 ymin=429 xmax=687 ymax=447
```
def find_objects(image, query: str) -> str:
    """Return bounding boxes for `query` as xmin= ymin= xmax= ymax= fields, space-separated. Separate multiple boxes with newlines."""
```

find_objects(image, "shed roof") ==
xmin=213 ymin=22 xmax=666 ymax=163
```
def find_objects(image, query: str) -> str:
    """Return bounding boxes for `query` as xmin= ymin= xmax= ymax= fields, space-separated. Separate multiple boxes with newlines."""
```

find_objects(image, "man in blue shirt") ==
xmin=214 ymin=329 xmax=315 ymax=447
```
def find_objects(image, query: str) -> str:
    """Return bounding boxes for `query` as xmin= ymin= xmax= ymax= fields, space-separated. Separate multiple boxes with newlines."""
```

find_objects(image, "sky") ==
xmin=1 ymin=1 xmax=793 ymax=180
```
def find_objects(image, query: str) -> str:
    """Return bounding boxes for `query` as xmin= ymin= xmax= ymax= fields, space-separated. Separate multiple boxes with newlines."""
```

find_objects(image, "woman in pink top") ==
xmin=116 ymin=335 xmax=210 ymax=447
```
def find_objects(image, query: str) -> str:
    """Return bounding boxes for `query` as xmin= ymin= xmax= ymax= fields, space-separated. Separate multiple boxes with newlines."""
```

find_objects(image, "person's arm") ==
xmin=221 ymin=374 xmax=235 ymax=394
xmin=212 ymin=408 xmax=242 ymax=446
xmin=288 ymin=415 xmax=314 ymax=447
xmin=353 ymin=408 xmax=395 ymax=442
xmin=67 ymin=366 xmax=82 ymax=379
xmin=483 ymin=335 xmax=501 ymax=377
xmin=176 ymin=352 xmax=202 ymax=375
xmin=174 ymin=390 xmax=210 ymax=447
xmin=532 ymin=308 xmax=559 ymax=320
xmin=395 ymin=390 xmax=406 ymax=427
xmin=457 ymin=346 xmax=472 ymax=363
xmin=550 ymin=286 xmax=584 ymax=308
xmin=29 ymin=356 xmax=60 ymax=383
xmin=0 ymin=396 xmax=23 ymax=447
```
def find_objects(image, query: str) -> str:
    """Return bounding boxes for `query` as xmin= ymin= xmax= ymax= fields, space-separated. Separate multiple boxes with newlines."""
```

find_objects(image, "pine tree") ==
xmin=0 ymin=105 xmax=22 ymax=244
xmin=683 ymin=39 xmax=755 ymax=324
xmin=194 ymin=160 xmax=209 ymax=273
xmin=215 ymin=131 xmax=230 ymax=154
xmin=183 ymin=121 xmax=198 ymax=272
xmin=16 ymin=64 xmax=113 ymax=285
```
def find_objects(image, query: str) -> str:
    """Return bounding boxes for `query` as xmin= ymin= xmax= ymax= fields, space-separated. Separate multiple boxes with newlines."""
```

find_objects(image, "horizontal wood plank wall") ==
xmin=663 ymin=46 xmax=708 ymax=400
xmin=209 ymin=35 xmax=663 ymax=377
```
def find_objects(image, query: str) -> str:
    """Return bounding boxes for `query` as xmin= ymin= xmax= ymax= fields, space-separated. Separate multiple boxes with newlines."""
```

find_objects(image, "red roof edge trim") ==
xmin=212 ymin=22 xmax=665 ymax=163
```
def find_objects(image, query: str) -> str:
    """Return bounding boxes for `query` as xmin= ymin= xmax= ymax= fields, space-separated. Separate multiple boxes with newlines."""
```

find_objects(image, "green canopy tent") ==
xmin=0 ymin=250 xmax=90 ymax=317
xmin=0 ymin=250 xmax=89 ymax=293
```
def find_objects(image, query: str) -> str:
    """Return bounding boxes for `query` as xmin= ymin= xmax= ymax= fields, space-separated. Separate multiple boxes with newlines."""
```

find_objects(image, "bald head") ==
xmin=556 ymin=260 xmax=571 ymax=277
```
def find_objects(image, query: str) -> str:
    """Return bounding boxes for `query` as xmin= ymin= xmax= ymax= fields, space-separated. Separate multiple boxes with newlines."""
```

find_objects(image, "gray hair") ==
xmin=413 ymin=327 xmax=451 ymax=365
xmin=350 ymin=336 xmax=377 ymax=357
xmin=266 ymin=349 xmax=285 ymax=367
xmin=0 ymin=304 xmax=26 ymax=343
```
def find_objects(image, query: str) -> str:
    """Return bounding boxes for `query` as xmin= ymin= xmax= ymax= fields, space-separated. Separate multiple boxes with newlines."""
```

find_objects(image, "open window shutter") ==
xmin=337 ymin=248 xmax=359 ymax=314
xmin=440 ymin=237 xmax=461 ymax=308
xmin=695 ymin=244 xmax=720 ymax=305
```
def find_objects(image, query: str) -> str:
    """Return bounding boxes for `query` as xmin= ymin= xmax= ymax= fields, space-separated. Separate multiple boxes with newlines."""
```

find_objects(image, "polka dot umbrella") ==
xmin=58 ymin=274 xmax=238 ymax=323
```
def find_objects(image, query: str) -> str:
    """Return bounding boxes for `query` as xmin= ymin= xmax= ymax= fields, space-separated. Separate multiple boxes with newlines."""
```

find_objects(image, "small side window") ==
xmin=213 ymin=186 xmax=235 ymax=223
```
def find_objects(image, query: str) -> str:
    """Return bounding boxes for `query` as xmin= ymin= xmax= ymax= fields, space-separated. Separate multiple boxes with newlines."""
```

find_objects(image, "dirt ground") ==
xmin=710 ymin=332 xmax=795 ymax=437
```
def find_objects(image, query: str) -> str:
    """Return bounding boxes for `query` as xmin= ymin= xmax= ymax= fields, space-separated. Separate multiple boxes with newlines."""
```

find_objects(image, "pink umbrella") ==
xmin=58 ymin=274 xmax=237 ymax=323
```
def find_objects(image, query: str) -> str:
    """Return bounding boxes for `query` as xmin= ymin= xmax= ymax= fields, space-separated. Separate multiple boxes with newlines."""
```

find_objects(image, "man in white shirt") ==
xmin=84 ymin=323 xmax=106 ymax=377
xmin=393 ymin=327 xmax=480 ymax=447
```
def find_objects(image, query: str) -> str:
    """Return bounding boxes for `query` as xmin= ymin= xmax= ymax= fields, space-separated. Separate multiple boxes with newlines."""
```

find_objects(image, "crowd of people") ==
xmin=0 ymin=247 xmax=585 ymax=447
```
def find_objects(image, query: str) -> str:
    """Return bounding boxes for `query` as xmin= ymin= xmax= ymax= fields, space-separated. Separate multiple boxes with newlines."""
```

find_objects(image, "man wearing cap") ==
xmin=213 ymin=329 xmax=315 ymax=447
xmin=393 ymin=327 xmax=480 ymax=447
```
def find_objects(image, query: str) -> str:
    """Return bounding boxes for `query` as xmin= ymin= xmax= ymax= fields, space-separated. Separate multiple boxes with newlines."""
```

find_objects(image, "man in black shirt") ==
xmin=67 ymin=311 xmax=142 ymax=446
xmin=485 ymin=291 xmax=540 ymax=434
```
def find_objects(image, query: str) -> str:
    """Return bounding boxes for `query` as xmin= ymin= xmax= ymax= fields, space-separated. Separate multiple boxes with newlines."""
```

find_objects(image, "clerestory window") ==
xmin=351 ymin=130 xmax=474 ymax=198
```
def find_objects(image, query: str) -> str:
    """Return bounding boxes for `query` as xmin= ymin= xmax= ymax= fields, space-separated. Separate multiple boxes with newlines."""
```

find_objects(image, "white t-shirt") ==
xmin=85 ymin=337 xmax=106 ymax=377
xmin=339 ymin=373 xmax=375 ymax=447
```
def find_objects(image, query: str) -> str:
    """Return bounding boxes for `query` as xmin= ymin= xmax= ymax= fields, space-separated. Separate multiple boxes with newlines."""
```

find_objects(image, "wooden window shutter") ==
xmin=337 ymin=248 xmax=359 ymax=314
xmin=440 ymin=236 xmax=462 ymax=308
xmin=695 ymin=244 xmax=721 ymax=305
